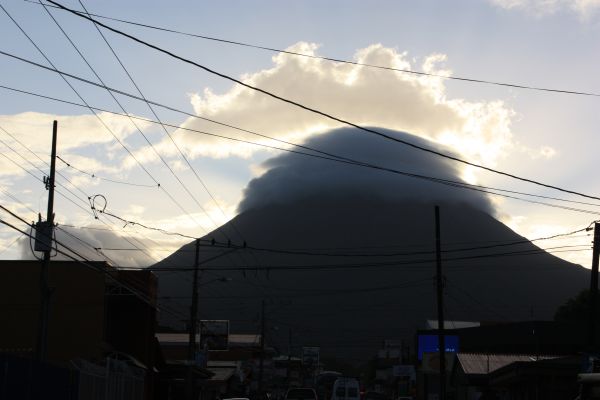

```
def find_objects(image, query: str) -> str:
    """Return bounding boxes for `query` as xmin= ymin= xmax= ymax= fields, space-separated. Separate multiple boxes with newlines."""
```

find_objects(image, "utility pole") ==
xmin=187 ymin=238 xmax=201 ymax=400
xmin=35 ymin=120 xmax=58 ymax=362
xmin=589 ymin=223 xmax=600 ymax=350
xmin=435 ymin=206 xmax=446 ymax=400
xmin=258 ymin=299 xmax=266 ymax=392
xmin=287 ymin=327 xmax=292 ymax=382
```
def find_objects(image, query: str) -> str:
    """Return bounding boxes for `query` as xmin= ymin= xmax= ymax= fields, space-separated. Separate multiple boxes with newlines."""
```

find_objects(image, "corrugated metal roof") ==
xmin=456 ymin=353 xmax=559 ymax=375
xmin=426 ymin=320 xmax=481 ymax=330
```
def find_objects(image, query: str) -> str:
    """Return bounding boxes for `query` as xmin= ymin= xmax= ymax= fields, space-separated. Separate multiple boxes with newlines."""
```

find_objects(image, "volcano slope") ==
xmin=153 ymin=127 xmax=589 ymax=360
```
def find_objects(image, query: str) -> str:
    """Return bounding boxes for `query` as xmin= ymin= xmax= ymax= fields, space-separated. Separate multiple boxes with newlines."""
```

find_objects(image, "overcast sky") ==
xmin=1 ymin=0 xmax=599 ymax=266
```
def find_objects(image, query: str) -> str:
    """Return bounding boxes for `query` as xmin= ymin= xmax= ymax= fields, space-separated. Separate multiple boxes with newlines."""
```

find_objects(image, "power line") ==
xmin=29 ymin=0 xmax=600 ymax=98
xmin=82 ymin=194 xmax=596 ymax=259
xmin=0 ymin=4 xmax=206 ymax=259
xmin=0 ymin=134 xmax=95 ymax=209
xmin=161 ymin=277 xmax=434 ymax=299
xmin=0 ymin=128 xmax=159 ymax=262
xmin=1 ymin=129 xmax=592 ymax=267
xmin=65 ymin=8 xmax=263 ymax=281
xmin=0 ymin=148 xmax=92 ymax=216
xmin=0 ymin=180 xmax=136 ymax=268
xmin=95 ymin=227 xmax=592 ymax=258
xmin=445 ymin=278 xmax=511 ymax=321
xmin=0 ymin=3 xmax=211 ymax=245
xmin=56 ymin=155 xmax=157 ymax=188
xmin=0 ymin=3 xmax=161 ymax=189
xmin=0 ymin=203 xmax=187 ymax=320
xmin=2 ymin=82 xmax=600 ymax=218
xmin=47 ymin=0 xmax=600 ymax=202
xmin=122 ymin=245 xmax=591 ymax=273
xmin=74 ymin=0 xmax=245 ymax=247
xmin=33 ymin=0 xmax=212 ymax=235
xmin=0 ymin=235 xmax=21 ymax=256
xmin=88 ymin=196 xmax=195 ymax=240
xmin=11 ymin=39 xmax=600 ymax=212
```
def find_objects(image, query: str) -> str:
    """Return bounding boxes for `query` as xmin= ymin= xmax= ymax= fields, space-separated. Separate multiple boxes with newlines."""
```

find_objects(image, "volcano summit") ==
xmin=154 ymin=127 xmax=587 ymax=359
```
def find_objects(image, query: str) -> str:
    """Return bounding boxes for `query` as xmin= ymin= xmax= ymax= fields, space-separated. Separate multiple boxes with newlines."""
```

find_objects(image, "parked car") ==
xmin=285 ymin=388 xmax=318 ymax=400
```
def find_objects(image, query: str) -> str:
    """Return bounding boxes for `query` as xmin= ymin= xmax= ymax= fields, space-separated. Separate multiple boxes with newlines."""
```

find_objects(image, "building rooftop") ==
xmin=156 ymin=333 xmax=261 ymax=347
xmin=426 ymin=320 xmax=481 ymax=330
xmin=456 ymin=353 xmax=559 ymax=375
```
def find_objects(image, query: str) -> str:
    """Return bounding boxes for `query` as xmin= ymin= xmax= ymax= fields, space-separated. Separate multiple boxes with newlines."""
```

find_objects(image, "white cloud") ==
xmin=500 ymin=215 xmax=594 ymax=266
xmin=0 ymin=111 xmax=148 ymax=151
xmin=163 ymin=43 xmax=515 ymax=174
xmin=515 ymin=142 xmax=558 ymax=159
xmin=0 ymin=111 xmax=153 ymax=178
xmin=489 ymin=0 xmax=600 ymax=19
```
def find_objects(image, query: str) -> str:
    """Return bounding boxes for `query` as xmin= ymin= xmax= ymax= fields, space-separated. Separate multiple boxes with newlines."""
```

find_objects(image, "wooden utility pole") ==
xmin=258 ymin=299 xmax=266 ymax=392
xmin=589 ymin=223 xmax=600 ymax=350
xmin=36 ymin=120 xmax=58 ymax=362
xmin=186 ymin=238 xmax=201 ymax=400
xmin=435 ymin=206 xmax=446 ymax=400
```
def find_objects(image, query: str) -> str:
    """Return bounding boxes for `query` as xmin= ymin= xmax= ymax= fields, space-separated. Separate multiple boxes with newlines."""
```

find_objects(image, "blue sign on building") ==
xmin=417 ymin=335 xmax=459 ymax=360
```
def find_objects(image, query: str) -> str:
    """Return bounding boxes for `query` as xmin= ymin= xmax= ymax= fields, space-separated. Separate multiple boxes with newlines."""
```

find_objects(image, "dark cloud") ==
xmin=238 ymin=127 xmax=495 ymax=214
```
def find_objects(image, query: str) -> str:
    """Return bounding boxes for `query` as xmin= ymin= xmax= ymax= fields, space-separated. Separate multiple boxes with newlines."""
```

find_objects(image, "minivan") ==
xmin=331 ymin=378 xmax=360 ymax=400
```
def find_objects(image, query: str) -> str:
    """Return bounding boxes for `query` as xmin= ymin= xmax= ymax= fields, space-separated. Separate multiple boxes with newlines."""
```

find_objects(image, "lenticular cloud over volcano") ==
xmin=238 ymin=127 xmax=495 ymax=214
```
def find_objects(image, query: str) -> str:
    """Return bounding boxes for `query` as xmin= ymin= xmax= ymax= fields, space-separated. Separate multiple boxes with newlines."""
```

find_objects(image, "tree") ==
xmin=554 ymin=289 xmax=600 ymax=322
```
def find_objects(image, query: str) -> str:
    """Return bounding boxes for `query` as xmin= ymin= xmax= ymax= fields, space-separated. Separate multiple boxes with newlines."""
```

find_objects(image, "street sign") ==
xmin=417 ymin=334 xmax=459 ymax=360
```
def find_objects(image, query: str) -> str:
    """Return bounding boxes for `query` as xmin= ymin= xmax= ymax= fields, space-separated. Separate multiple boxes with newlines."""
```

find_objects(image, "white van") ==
xmin=331 ymin=377 xmax=360 ymax=400
xmin=575 ymin=373 xmax=600 ymax=399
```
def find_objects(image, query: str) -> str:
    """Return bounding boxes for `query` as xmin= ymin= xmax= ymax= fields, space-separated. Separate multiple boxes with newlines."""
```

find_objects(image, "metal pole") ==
xmin=36 ymin=120 xmax=57 ymax=362
xmin=287 ymin=327 xmax=292 ymax=382
xmin=435 ymin=206 xmax=446 ymax=400
xmin=187 ymin=238 xmax=201 ymax=400
xmin=258 ymin=299 xmax=266 ymax=392
xmin=589 ymin=223 xmax=600 ymax=350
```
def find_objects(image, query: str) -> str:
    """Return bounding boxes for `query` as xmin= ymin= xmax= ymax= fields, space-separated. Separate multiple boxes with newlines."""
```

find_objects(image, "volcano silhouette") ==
xmin=153 ymin=128 xmax=589 ymax=359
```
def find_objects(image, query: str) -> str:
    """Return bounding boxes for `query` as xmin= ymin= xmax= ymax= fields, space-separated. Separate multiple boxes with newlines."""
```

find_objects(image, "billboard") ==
xmin=200 ymin=320 xmax=229 ymax=351
xmin=417 ymin=334 xmax=459 ymax=360
xmin=302 ymin=346 xmax=320 ymax=367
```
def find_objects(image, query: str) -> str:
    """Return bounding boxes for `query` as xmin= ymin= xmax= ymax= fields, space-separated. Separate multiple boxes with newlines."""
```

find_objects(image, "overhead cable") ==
xmin=1 ymin=81 xmax=600 ymax=216
xmin=29 ymin=0 xmax=600 ymax=98
xmin=47 ymin=0 xmax=600 ymax=202
xmin=34 ymin=0 xmax=212 ymax=234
